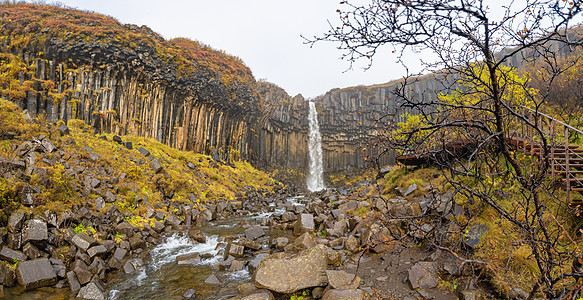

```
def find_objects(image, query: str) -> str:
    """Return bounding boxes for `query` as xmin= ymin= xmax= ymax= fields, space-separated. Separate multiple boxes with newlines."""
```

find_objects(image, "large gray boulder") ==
xmin=77 ymin=281 xmax=105 ymax=300
xmin=15 ymin=258 xmax=58 ymax=290
xmin=22 ymin=219 xmax=48 ymax=245
xmin=252 ymin=244 xmax=328 ymax=294
xmin=71 ymin=232 xmax=97 ymax=252
xmin=7 ymin=211 xmax=26 ymax=233
xmin=245 ymin=225 xmax=265 ymax=240
xmin=0 ymin=247 xmax=26 ymax=263
xmin=0 ymin=262 xmax=15 ymax=286
xmin=408 ymin=261 xmax=438 ymax=289
xmin=326 ymin=270 xmax=361 ymax=290
xmin=293 ymin=214 xmax=314 ymax=236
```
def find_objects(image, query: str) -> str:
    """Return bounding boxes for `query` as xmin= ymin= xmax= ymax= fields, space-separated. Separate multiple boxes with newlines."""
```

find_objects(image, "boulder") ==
xmin=137 ymin=147 xmax=150 ymax=157
xmin=293 ymin=214 xmax=314 ymax=236
xmin=272 ymin=237 xmax=288 ymax=251
xmin=22 ymin=219 xmax=48 ymax=246
xmin=15 ymin=258 xmax=57 ymax=290
xmin=187 ymin=229 xmax=206 ymax=243
xmin=322 ymin=289 xmax=369 ymax=300
xmin=248 ymin=253 xmax=269 ymax=274
xmin=293 ymin=232 xmax=316 ymax=251
xmin=71 ymin=233 xmax=97 ymax=252
xmin=149 ymin=158 xmax=163 ymax=173
xmin=176 ymin=252 xmax=201 ymax=265
xmin=77 ymin=281 xmax=105 ymax=300
xmin=204 ymin=274 xmax=222 ymax=285
xmin=408 ymin=261 xmax=438 ymax=289
xmin=87 ymin=245 xmax=108 ymax=258
xmin=229 ymin=260 xmax=245 ymax=272
xmin=225 ymin=242 xmax=244 ymax=259
xmin=239 ymin=238 xmax=262 ymax=251
xmin=183 ymin=288 xmax=196 ymax=300
xmin=245 ymin=225 xmax=265 ymax=240
xmin=112 ymin=135 xmax=123 ymax=144
xmin=7 ymin=211 xmax=26 ymax=233
xmin=464 ymin=224 xmax=489 ymax=249
xmin=326 ymin=270 xmax=361 ymax=290
xmin=66 ymin=271 xmax=81 ymax=292
xmin=0 ymin=262 xmax=14 ymax=287
xmin=252 ymin=244 xmax=328 ymax=293
xmin=0 ymin=247 xmax=26 ymax=263
xmin=123 ymin=142 xmax=133 ymax=150
xmin=56 ymin=124 xmax=69 ymax=135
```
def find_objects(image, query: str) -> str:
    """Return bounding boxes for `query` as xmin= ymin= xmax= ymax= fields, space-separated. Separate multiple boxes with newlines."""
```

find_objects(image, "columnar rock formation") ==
xmin=0 ymin=3 xmax=450 ymax=177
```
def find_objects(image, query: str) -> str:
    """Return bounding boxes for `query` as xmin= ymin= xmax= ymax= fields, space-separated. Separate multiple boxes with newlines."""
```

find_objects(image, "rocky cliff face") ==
xmin=0 ymin=3 xmax=448 ymax=179
xmin=313 ymin=74 xmax=444 ymax=171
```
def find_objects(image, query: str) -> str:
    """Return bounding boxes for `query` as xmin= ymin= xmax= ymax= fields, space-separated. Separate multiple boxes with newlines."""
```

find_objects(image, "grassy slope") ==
xmin=380 ymin=164 xmax=582 ymax=294
xmin=0 ymin=98 xmax=278 ymax=226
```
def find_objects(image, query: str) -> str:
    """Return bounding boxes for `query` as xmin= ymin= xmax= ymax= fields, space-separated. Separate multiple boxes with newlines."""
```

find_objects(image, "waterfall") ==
xmin=307 ymin=101 xmax=325 ymax=192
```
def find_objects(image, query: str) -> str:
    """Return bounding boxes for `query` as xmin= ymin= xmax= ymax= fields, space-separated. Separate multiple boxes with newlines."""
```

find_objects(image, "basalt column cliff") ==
xmin=0 ymin=4 xmax=433 ymax=176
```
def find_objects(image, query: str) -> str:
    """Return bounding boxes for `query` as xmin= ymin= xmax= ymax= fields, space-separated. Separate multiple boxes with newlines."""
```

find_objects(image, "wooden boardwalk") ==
xmin=396 ymin=106 xmax=583 ymax=206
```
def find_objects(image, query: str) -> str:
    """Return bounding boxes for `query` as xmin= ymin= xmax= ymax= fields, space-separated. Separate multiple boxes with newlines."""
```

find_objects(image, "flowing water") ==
xmin=3 ymin=196 xmax=306 ymax=300
xmin=307 ymin=101 xmax=325 ymax=192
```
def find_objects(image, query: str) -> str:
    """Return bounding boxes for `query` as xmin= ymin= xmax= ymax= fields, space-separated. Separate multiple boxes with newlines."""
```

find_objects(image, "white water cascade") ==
xmin=307 ymin=101 xmax=326 ymax=192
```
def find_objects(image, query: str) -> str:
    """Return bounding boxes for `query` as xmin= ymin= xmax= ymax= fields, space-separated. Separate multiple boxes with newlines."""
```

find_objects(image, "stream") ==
xmin=4 ymin=196 xmax=307 ymax=300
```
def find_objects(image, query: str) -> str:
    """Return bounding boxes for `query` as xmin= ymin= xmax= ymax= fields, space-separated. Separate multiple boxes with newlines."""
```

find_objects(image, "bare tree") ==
xmin=309 ymin=0 xmax=583 ymax=298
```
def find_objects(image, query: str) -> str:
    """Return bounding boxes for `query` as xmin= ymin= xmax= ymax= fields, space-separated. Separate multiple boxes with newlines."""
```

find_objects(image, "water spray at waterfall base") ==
xmin=307 ymin=101 xmax=326 ymax=192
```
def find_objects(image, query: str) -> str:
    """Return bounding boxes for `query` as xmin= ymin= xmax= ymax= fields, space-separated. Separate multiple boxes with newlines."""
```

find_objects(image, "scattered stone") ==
xmin=293 ymin=232 xmax=316 ymax=251
xmin=464 ymin=224 xmax=489 ymax=249
xmin=95 ymin=197 xmax=105 ymax=211
xmin=345 ymin=235 xmax=359 ymax=252
xmin=248 ymin=253 xmax=269 ymax=274
xmin=245 ymin=225 xmax=265 ymax=240
xmin=0 ymin=247 xmax=26 ymax=263
xmin=87 ymin=245 xmax=107 ymax=258
xmin=176 ymin=252 xmax=201 ymax=265
xmin=56 ymin=124 xmax=69 ymax=135
xmin=273 ymin=237 xmax=288 ymax=251
xmin=0 ymin=263 xmax=14 ymax=287
xmin=7 ymin=211 xmax=26 ymax=233
xmin=123 ymin=141 xmax=133 ymax=150
xmin=22 ymin=243 xmax=42 ymax=259
xmin=253 ymin=244 xmax=328 ymax=294
xmin=112 ymin=135 xmax=122 ymax=144
xmin=66 ymin=271 xmax=81 ymax=292
xmin=22 ymin=219 xmax=48 ymax=246
xmin=77 ymin=281 xmax=105 ymax=300
xmin=137 ymin=147 xmax=150 ymax=157
xmin=19 ymin=184 xmax=34 ymax=206
xmin=408 ymin=261 xmax=438 ymax=289
xmin=123 ymin=258 xmax=144 ymax=274
xmin=225 ymin=242 xmax=244 ymax=259
xmin=378 ymin=166 xmax=393 ymax=178
xmin=204 ymin=274 xmax=222 ymax=285
xmin=229 ymin=260 xmax=245 ymax=272
xmin=402 ymin=183 xmax=418 ymax=197
xmin=188 ymin=229 xmax=206 ymax=243
xmin=326 ymin=270 xmax=361 ymax=290
xmin=239 ymin=238 xmax=262 ymax=251
xmin=149 ymin=158 xmax=163 ymax=173
xmin=71 ymin=233 xmax=97 ymax=252
xmin=183 ymin=288 xmax=196 ymax=300
xmin=15 ymin=258 xmax=57 ymax=290
xmin=293 ymin=214 xmax=314 ymax=236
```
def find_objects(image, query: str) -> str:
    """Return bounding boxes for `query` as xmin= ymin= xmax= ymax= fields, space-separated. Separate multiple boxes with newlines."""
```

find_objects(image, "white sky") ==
xmin=39 ymin=0 xmax=410 ymax=98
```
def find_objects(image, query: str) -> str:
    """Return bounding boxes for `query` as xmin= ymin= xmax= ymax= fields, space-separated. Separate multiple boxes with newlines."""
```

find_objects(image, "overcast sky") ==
xmin=38 ymin=0 xmax=411 ymax=98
